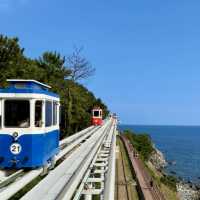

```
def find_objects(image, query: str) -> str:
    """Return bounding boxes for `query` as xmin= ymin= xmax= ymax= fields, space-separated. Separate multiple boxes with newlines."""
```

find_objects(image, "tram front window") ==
xmin=4 ymin=100 xmax=30 ymax=128
xmin=93 ymin=111 xmax=100 ymax=117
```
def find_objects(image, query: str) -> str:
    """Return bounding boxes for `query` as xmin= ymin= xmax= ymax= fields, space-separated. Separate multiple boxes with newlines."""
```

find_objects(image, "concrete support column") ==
xmin=84 ymin=183 xmax=93 ymax=200
xmin=84 ymin=194 xmax=92 ymax=200
xmin=101 ymin=166 xmax=105 ymax=189
xmin=100 ymin=165 xmax=105 ymax=200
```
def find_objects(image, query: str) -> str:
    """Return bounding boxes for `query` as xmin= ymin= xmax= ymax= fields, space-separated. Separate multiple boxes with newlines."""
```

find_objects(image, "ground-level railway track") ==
xmin=116 ymin=142 xmax=130 ymax=200
xmin=121 ymin=135 xmax=166 ymax=200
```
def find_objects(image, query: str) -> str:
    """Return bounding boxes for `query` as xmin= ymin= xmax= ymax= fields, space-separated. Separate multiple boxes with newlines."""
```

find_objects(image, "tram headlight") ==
xmin=12 ymin=132 xmax=19 ymax=139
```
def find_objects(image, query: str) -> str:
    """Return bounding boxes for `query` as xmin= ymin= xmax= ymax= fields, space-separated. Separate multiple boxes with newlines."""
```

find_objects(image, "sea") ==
xmin=118 ymin=125 xmax=200 ymax=184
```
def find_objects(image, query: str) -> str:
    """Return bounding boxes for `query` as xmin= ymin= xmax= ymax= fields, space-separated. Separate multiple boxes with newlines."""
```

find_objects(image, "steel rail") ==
xmin=72 ymin=122 xmax=117 ymax=200
xmin=72 ymin=142 xmax=104 ymax=200
xmin=57 ymin=122 xmax=113 ymax=200
xmin=59 ymin=125 xmax=95 ymax=147
xmin=20 ymin=119 xmax=112 ymax=200
xmin=56 ymin=126 xmax=100 ymax=160
xmin=0 ymin=170 xmax=24 ymax=189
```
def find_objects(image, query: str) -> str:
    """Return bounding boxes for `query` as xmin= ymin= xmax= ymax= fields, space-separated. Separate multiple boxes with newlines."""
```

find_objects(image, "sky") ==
xmin=0 ymin=0 xmax=200 ymax=125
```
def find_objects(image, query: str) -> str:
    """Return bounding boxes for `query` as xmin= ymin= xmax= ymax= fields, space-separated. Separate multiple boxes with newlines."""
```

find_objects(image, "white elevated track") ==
xmin=0 ymin=118 xmax=117 ymax=200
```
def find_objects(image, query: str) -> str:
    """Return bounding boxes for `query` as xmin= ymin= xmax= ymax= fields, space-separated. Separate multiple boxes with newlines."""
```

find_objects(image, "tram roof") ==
xmin=0 ymin=79 xmax=59 ymax=98
xmin=7 ymin=79 xmax=51 ymax=89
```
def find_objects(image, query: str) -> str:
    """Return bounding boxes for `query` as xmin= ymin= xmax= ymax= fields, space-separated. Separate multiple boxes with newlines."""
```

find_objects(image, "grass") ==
xmin=161 ymin=184 xmax=179 ymax=200
xmin=145 ymin=161 xmax=179 ymax=200
xmin=121 ymin=131 xmax=180 ymax=200
xmin=160 ymin=175 xmax=177 ymax=191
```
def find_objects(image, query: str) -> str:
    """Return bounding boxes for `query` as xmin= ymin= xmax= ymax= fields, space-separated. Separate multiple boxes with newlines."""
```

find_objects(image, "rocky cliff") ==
xmin=149 ymin=147 xmax=167 ymax=170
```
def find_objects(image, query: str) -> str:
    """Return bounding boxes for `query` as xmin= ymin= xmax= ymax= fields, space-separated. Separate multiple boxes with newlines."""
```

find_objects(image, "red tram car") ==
xmin=92 ymin=107 xmax=103 ymax=126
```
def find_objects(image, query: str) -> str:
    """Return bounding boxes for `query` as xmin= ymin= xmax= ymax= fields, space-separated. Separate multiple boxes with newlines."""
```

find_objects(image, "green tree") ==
xmin=0 ymin=34 xmax=109 ymax=137
xmin=123 ymin=130 xmax=154 ymax=160
xmin=0 ymin=35 xmax=25 ymax=86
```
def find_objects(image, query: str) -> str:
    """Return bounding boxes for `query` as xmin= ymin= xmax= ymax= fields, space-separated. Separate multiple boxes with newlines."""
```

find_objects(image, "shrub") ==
xmin=160 ymin=175 xmax=177 ymax=191
xmin=123 ymin=130 xmax=154 ymax=161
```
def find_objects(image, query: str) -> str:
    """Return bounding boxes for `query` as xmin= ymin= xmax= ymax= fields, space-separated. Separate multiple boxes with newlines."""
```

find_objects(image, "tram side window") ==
xmin=45 ymin=101 xmax=52 ymax=127
xmin=35 ymin=101 xmax=43 ymax=127
xmin=0 ymin=100 xmax=2 ymax=129
xmin=53 ymin=102 xmax=57 ymax=126
xmin=4 ymin=100 xmax=30 ymax=128
xmin=93 ymin=111 xmax=99 ymax=117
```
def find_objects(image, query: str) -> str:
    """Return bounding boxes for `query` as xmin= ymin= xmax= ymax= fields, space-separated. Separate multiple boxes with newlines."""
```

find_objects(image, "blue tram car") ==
xmin=0 ymin=79 xmax=60 ymax=168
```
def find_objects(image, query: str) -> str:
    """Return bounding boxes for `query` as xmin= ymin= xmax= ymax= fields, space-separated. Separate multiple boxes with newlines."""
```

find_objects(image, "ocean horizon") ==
xmin=118 ymin=124 xmax=200 ymax=184
xmin=121 ymin=123 xmax=200 ymax=127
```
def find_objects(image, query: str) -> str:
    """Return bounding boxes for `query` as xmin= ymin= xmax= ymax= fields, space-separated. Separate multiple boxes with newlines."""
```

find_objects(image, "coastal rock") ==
xmin=149 ymin=147 xmax=167 ymax=170
xmin=168 ymin=160 xmax=176 ymax=165
xmin=148 ymin=144 xmax=200 ymax=200
xmin=170 ymin=171 xmax=177 ymax=175
xmin=177 ymin=182 xmax=200 ymax=200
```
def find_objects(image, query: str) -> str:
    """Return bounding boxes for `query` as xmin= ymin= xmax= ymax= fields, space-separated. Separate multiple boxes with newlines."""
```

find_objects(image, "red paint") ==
xmin=91 ymin=107 xmax=103 ymax=126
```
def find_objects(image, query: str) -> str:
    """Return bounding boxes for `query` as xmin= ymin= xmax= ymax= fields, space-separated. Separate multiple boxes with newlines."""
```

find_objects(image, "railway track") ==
xmin=121 ymin=135 xmax=166 ymax=200
xmin=116 ymin=143 xmax=130 ymax=200
xmin=55 ymin=122 xmax=113 ymax=200
xmin=0 ymin=125 xmax=100 ymax=200
xmin=21 ymin=119 xmax=115 ymax=200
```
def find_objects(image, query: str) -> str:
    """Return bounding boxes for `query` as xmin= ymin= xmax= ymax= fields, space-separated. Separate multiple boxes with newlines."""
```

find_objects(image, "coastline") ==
xmin=151 ymin=145 xmax=200 ymax=200
xmin=118 ymin=124 xmax=200 ymax=188
xmin=119 ymin=125 xmax=200 ymax=200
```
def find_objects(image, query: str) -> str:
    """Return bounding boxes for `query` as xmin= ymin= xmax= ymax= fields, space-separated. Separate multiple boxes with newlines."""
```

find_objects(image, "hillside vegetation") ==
xmin=122 ymin=130 xmax=179 ymax=199
xmin=123 ymin=129 xmax=154 ymax=161
xmin=0 ymin=34 xmax=109 ymax=137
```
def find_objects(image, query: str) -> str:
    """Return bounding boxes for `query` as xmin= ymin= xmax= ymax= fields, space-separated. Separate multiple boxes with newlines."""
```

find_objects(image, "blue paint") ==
xmin=0 ymin=130 xmax=60 ymax=168
xmin=0 ymin=80 xmax=59 ymax=98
